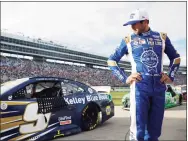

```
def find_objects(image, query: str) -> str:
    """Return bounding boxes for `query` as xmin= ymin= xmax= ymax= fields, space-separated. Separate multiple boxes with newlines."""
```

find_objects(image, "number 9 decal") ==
xmin=19 ymin=102 xmax=51 ymax=134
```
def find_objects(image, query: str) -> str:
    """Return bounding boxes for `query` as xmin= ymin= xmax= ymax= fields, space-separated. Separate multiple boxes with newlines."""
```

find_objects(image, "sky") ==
xmin=1 ymin=2 xmax=186 ymax=66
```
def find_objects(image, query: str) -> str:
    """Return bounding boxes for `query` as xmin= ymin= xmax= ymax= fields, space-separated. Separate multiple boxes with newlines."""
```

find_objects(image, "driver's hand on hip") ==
xmin=126 ymin=73 xmax=142 ymax=85
xmin=160 ymin=73 xmax=173 ymax=84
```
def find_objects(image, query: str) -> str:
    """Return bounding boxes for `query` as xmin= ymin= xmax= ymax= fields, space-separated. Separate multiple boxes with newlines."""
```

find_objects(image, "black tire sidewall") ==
xmin=81 ymin=104 xmax=99 ymax=131
xmin=179 ymin=94 xmax=183 ymax=104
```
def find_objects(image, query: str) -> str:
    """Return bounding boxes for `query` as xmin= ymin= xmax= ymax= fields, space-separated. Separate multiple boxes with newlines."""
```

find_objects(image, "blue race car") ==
xmin=0 ymin=77 xmax=114 ymax=141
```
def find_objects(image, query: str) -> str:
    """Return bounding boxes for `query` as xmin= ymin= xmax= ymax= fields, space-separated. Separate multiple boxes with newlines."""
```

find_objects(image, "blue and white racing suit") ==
xmin=107 ymin=29 xmax=180 ymax=141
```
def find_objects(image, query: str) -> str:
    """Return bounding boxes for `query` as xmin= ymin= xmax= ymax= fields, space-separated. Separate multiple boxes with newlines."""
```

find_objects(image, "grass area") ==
xmin=110 ymin=91 xmax=129 ymax=106
xmin=113 ymin=99 xmax=123 ymax=106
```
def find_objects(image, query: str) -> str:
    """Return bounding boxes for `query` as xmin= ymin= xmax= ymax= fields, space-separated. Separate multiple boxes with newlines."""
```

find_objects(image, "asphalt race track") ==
xmin=55 ymin=102 xmax=186 ymax=140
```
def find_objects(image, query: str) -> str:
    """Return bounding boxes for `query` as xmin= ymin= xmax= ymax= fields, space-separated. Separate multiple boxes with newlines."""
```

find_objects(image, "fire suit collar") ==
xmin=134 ymin=28 xmax=152 ymax=37
xmin=140 ymin=28 xmax=151 ymax=36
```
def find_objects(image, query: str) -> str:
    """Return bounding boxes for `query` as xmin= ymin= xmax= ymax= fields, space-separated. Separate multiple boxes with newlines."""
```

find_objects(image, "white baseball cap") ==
xmin=123 ymin=8 xmax=149 ymax=26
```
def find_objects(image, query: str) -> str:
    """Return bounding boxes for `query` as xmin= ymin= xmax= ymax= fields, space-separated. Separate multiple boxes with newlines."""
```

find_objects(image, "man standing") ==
xmin=107 ymin=8 xmax=181 ymax=141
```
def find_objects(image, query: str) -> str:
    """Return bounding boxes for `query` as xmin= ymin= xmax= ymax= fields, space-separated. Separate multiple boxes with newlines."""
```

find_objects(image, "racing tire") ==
xmin=81 ymin=104 xmax=99 ymax=131
xmin=123 ymin=99 xmax=130 ymax=108
xmin=179 ymin=94 xmax=183 ymax=105
xmin=123 ymin=102 xmax=128 ymax=108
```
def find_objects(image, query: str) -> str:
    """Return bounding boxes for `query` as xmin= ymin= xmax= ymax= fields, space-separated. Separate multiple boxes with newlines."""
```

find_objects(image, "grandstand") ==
xmin=0 ymin=31 xmax=187 ymax=86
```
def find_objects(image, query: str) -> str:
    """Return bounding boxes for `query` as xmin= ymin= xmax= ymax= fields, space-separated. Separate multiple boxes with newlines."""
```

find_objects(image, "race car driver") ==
xmin=107 ymin=8 xmax=181 ymax=141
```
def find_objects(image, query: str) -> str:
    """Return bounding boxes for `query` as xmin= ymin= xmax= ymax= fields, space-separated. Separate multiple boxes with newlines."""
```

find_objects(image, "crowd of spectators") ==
xmin=0 ymin=56 xmax=186 ymax=86
xmin=174 ymin=73 xmax=187 ymax=86
xmin=0 ymin=56 xmax=128 ymax=86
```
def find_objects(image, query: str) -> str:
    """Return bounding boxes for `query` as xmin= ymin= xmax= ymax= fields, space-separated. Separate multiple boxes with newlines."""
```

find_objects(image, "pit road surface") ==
xmin=56 ymin=102 xmax=186 ymax=140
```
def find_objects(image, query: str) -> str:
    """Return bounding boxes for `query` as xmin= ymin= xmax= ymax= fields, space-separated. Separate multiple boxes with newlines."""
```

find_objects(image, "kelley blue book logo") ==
xmin=141 ymin=47 xmax=158 ymax=73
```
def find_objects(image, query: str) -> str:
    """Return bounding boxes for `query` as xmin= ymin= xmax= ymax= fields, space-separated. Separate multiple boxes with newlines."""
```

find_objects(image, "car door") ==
xmin=61 ymin=80 xmax=88 ymax=105
xmin=30 ymin=80 xmax=76 ymax=126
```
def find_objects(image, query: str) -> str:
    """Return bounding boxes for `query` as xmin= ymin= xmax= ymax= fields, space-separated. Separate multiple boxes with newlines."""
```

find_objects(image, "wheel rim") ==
xmin=82 ymin=106 xmax=98 ymax=130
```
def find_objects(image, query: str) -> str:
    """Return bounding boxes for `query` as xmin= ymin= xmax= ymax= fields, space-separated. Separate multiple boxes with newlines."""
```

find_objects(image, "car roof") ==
xmin=28 ymin=76 xmax=88 ymax=86
xmin=1 ymin=76 xmax=91 ymax=97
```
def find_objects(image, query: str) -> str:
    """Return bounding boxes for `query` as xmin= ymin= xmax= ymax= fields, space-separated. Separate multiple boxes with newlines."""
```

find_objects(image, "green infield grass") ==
xmin=110 ymin=91 xmax=129 ymax=106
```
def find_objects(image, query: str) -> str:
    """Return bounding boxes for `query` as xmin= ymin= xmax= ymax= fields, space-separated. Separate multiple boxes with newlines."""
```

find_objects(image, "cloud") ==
xmin=1 ymin=2 xmax=186 ymax=66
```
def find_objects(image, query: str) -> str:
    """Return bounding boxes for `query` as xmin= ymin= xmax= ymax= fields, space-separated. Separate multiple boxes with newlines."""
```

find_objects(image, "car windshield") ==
xmin=1 ymin=78 xmax=29 ymax=95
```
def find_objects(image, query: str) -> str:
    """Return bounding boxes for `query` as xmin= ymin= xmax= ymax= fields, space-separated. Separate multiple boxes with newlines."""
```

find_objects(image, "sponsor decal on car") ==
xmin=88 ymin=88 xmax=94 ymax=94
xmin=29 ymin=135 xmax=42 ymax=140
xmin=58 ymin=116 xmax=71 ymax=121
xmin=60 ymin=120 xmax=71 ymax=125
xmin=98 ymin=94 xmax=110 ymax=100
xmin=86 ymin=95 xmax=99 ymax=102
xmin=64 ymin=94 xmax=109 ymax=105
xmin=1 ymin=102 xmax=8 ymax=110
xmin=54 ymin=130 xmax=64 ymax=138
xmin=64 ymin=97 xmax=85 ymax=104
xmin=87 ymin=94 xmax=108 ymax=102
xmin=8 ymin=95 xmax=12 ymax=100
xmin=59 ymin=116 xmax=72 ymax=125
xmin=106 ymin=106 xmax=111 ymax=115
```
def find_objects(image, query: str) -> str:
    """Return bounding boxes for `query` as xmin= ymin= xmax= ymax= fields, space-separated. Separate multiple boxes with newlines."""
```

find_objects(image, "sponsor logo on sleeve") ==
xmin=171 ymin=71 xmax=175 ymax=78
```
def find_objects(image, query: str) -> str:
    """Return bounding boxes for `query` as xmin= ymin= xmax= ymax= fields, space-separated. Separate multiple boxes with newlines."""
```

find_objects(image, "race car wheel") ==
xmin=179 ymin=94 xmax=183 ymax=105
xmin=123 ymin=99 xmax=130 ymax=108
xmin=81 ymin=104 xmax=99 ymax=131
xmin=123 ymin=102 xmax=128 ymax=108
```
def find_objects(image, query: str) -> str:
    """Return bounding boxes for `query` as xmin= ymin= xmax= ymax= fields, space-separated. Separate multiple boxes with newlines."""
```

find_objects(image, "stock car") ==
xmin=0 ymin=77 xmax=114 ymax=141
xmin=122 ymin=85 xmax=183 ymax=110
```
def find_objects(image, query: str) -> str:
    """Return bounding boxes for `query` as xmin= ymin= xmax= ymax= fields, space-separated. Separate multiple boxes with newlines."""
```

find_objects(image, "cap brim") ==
xmin=123 ymin=20 xmax=142 ymax=26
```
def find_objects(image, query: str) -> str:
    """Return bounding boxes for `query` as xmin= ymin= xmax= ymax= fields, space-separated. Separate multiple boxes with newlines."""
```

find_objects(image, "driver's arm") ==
xmin=107 ymin=37 xmax=129 ymax=83
xmin=162 ymin=33 xmax=181 ymax=82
